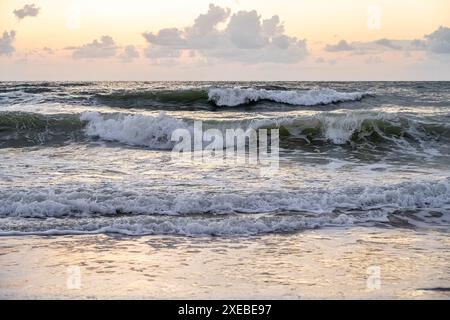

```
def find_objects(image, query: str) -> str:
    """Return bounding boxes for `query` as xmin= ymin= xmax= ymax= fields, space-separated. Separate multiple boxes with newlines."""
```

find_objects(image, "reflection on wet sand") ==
xmin=0 ymin=227 xmax=449 ymax=299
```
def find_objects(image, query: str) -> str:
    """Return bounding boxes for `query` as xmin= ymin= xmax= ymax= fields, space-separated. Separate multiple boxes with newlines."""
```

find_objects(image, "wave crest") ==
xmin=1 ymin=111 xmax=448 ymax=150
xmin=80 ymin=111 xmax=189 ymax=149
xmin=251 ymin=113 xmax=450 ymax=146
xmin=208 ymin=88 xmax=368 ymax=107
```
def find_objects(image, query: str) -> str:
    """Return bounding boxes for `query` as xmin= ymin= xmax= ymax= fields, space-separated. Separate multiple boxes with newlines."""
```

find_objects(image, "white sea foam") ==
xmin=75 ymin=110 xmax=448 ymax=155
xmin=77 ymin=110 xmax=448 ymax=151
xmin=80 ymin=111 xmax=189 ymax=149
xmin=0 ymin=214 xmax=355 ymax=237
xmin=319 ymin=113 xmax=379 ymax=144
xmin=0 ymin=180 xmax=448 ymax=220
xmin=247 ymin=112 xmax=378 ymax=145
xmin=208 ymin=88 xmax=368 ymax=107
xmin=249 ymin=111 xmax=448 ymax=147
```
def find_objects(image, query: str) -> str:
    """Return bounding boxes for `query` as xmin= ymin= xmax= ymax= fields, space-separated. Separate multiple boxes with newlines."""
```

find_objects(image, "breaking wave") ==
xmin=252 ymin=112 xmax=450 ymax=146
xmin=2 ymin=85 xmax=369 ymax=110
xmin=208 ymin=88 xmax=369 ymax=107
xmin=80 ymin=111 xmax=189 ymax=149
xmin=1 ymin=111 xmax=449 ymax=150
xmin=80 ymin=111 xmax=450 ymax=150
xmin=0 ymin=179 xmax=449 ymax=236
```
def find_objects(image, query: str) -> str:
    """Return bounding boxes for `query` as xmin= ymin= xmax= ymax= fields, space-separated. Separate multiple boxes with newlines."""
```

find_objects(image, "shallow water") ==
xmin=1 ymin=228 xmax=449 ymax=299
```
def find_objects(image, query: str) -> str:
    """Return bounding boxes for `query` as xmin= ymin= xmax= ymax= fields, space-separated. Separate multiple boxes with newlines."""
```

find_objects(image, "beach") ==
xmin=1 ymin=227 xmax=449 ymax=299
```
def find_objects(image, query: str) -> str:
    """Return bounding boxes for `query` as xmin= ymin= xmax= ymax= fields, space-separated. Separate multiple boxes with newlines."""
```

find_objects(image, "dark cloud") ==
xmin=325 ymin=40 xmax=353 ymax=52
xmin=13 ymin=4 xmax=40 ymax=20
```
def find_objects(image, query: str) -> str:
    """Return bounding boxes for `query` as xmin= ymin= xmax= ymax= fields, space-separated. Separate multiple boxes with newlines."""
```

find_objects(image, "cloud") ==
xmin=143 ymin=4 xmax=230 ymax=50
xmin=315 ymin=57 xmax=325 ymax=63
xmin=325 ymin=39 xmax=403 ymax=53
xmin=143 ymin=28 xmax=186 ymax=47
xmin=325 ymin=40 xmax=353 ymax=52
xmin=315 ymin=57 xmax=337 ymax=65
xmin=324 ymin=26 xmax=448 ymax=56
xmin=13 ymin=4 xmax=40 ymax=20
xmin=0 ymin=30 xmax=16 ymax=56
xmin=119 ymin=45 xmax=140 ymax=63
xmin=227 ymin=11 xmax=268 ymax=49
xmin=325 ymin=39 xmax=426 ymax=54
xmin=42 ymin=47 xmax=54 ymax=55
xmin=144 ymin=45 xmax=181 ymax=59
xmin=142 ymin=4 xmax=308 ymax=64
xmin=365 ymin=56 xmax=384 ymax=64
xmin=426 ymin=26 xmax=450 ymax=54
xmin=68 ymin=36 xmax=118 ymax=59
xmin=375 ymin=38 xmax=401 ymax=50
xmin=189 ymin=3 xmax=231 ymax=38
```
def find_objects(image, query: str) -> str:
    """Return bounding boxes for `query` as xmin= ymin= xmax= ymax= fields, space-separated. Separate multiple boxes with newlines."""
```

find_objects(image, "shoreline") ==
xmin=1 ymin=227 xmax=449 ymax=299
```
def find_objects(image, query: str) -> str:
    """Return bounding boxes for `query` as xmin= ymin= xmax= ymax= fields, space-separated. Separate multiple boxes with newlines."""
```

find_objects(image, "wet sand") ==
xmin=0 ymin=227 xmax=449 ymax=299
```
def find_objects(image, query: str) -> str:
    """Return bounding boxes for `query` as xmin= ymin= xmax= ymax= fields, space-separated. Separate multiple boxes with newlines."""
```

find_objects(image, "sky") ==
xmin=0 ymin=0 xmax=449 ymax=80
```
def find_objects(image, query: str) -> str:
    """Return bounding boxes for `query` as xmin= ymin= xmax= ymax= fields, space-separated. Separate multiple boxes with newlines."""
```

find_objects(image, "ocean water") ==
xmin=0 ymin=81 xmax=449 ymax=237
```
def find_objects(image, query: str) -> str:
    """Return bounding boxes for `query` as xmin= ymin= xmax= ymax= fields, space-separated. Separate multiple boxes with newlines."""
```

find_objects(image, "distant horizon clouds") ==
xmin=323 ymin=26 xmax=450 ymax=57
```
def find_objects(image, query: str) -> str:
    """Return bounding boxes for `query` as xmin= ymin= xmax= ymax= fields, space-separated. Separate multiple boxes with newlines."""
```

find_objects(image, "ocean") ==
xmin=0 ymin=81 xmax=449 ymax=236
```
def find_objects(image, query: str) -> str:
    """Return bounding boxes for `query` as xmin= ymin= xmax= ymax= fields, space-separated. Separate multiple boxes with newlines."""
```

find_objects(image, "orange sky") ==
xmin=0 ymin=0 xmax=449 ymax=80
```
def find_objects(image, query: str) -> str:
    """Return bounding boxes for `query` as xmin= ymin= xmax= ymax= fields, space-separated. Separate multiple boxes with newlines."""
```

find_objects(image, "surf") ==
xmin=208 ymin=87 xmax=369 ymax=107
xmin=1 ymin=110 xmax=449 ymax=153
